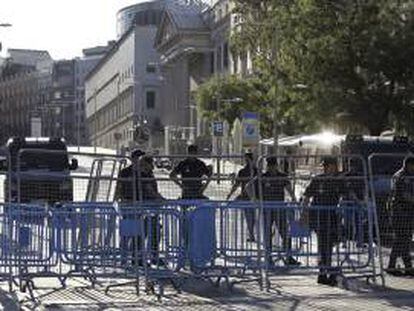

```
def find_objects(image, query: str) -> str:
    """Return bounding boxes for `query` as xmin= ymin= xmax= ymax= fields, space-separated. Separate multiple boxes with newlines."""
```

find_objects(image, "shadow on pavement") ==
xmin=181 ymin=277 xmax=301 ymax=311
xmin=0 ymin=288 xmax=19 ymax=311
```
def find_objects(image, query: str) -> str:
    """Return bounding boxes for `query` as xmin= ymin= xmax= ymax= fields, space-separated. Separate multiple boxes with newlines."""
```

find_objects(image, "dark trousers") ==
xmin=264 ymin=210 xmax=291 ymax=259
xmin=317 ymin=226 xmax=334 ymax=274
xmin=389 ymin=211 xmax=413 ymax=269
xmin=315 ymin=212 xmax=339 ymax=275
xmin=121 ymin=216 xmax=160 ymax=263
xmin=235 ymin=196 xmax=255 ymax=240
xmin=245 ymin=208 xmax=255 ymax=239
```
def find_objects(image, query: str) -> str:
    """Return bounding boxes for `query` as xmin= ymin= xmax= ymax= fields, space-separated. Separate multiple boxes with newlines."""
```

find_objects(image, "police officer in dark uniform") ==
xmin=116 ymin=150 xmax=164 ymax=265
xmin=302 ymin=156 xmax=346 ymax=286
xmin=170 ymin=144 xmax=212 ymax=199
xmin=227 ymin=152 xmax=258 ymax=242
xmin=262 ymin=156 xmax=300 ymax=266
xmin=342 ymin=158 xmax=366 ymax=244
xmin=386 ymin=157 xmax=414 ymax=276
xmin=116 ymin=150 xmax=163 ymax=202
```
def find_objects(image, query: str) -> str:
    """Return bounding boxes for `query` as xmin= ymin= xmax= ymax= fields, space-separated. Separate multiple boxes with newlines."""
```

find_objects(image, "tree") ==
xmin=232 ymin=0 xmax=414 ymax=136
xmin=195 ymin=74 xmax=274 ymax=134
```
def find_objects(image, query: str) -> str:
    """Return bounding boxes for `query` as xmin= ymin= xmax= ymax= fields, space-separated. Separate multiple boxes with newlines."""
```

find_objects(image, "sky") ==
xmin=0 ymin=0 xmax=144 ymax=60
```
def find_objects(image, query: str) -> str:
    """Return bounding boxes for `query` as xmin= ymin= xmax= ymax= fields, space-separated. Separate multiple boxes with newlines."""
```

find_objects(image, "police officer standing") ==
xmin=170 ymin=144 xmax=212 ymax=199
xmin=262 ymin=156 xmax=300 ymax=266
xmin=116 ymin=150 xmax=163 ymax=202
xmin=116 ymin=150 xmax=164 ymax=265
xmin=386 ymin=157 xmax=414 ymax=276
xmin=227 ymin=152 xmax=258 ymax=242
xmin=302 ymin=156 xmax=346 ymax=286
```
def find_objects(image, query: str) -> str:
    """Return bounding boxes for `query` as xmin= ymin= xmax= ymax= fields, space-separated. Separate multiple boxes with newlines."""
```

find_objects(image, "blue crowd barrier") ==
xmin=0 ymin=199 xmax=380 ymax=299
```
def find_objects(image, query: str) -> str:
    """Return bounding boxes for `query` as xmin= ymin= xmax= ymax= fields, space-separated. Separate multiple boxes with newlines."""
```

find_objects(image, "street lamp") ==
xmin=0 ymin=22 xmax=12 ymax=53
xmin=214 ymin=96 xmax=243 ymax=183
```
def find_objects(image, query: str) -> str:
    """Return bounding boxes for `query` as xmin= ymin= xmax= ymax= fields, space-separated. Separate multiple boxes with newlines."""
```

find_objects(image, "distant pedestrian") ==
xmin=261 ymin=156 xmax=300 ymax=266
xmin=386 ymin=157 xmax=414 ymax=276
xmin=170 ymin=144 xmax=212 ymax=200
xmin=227 ymin=152 xmax=258 ymax=242
xmin=302 ymin=156 xmax=346 ymax=286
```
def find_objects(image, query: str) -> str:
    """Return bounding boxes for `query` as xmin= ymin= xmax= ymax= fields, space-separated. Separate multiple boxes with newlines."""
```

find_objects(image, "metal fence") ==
xmin=0 ymin=150 xmax=394 ymax=301
xmin=368 ymin=153 xmax=414 ymax=278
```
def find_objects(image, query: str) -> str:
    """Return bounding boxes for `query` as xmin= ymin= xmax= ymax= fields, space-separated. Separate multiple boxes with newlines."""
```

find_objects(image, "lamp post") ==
xmin=0 ymin=22 xmax=12 ymax=53
xmin=42 ymin=102 xmax=72 ymax=138
xmin=214 ymin=96 xmax=243 ymax=183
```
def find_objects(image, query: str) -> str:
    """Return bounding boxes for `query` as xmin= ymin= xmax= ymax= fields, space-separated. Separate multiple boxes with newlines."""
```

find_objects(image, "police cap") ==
xmin=131 ymin=149 xmax=145 ymax=159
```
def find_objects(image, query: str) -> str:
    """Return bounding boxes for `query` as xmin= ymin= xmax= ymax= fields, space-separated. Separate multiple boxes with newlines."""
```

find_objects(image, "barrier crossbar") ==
xmin=0 ymin=150 xmax=390 ymax=301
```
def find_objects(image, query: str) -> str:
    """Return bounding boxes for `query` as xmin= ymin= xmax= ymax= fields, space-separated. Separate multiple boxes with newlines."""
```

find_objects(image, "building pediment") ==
xmin=154 ymin=11 xmax=178 ymax=49
xmin=155 ymin=1 xmax=213 ymax=63
xmin=155 ymin=1 xmax=211 ymax=47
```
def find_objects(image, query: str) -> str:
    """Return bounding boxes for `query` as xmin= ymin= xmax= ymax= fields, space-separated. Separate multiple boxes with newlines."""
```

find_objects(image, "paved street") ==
xmin=0 ymin=270 xmax=412 ymax=310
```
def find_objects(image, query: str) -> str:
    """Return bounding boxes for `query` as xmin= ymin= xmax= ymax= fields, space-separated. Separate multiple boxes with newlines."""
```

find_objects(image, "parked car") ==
xmin=155 ymin=157 xmax=172 ymax=171
xmin=0 ymin=137 xmax=78 ymax=204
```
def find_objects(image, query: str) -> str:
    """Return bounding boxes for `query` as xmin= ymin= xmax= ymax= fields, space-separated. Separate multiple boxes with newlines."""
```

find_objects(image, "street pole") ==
xmin=0 ymin=23 xmax=12 ymax=53
xmin=216 ymin=92 xmax=222 ymax=184
xmin=271 ymin=25 xmax=279 ymax=156
xmin=94 ymin=88 xmax=97 ymax=154
xmin=62 ymin=105 xmax=65 ymax=138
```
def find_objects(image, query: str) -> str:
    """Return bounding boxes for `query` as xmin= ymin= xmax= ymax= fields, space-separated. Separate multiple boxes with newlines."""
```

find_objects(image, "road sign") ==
xmin=242 ymin=112 xmax=259 ymax=147
xmin=212 ymin=121 xmax=224 ymax=137
xmin=31 ymin=117 xmax=42 ymax=137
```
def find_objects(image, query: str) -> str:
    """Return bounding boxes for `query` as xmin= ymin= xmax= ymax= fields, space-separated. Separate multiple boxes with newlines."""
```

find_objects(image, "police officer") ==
xmin=170 ymin=144 xmax=212 ymax=199
xmin=302 ymin=156 xmax=346 ymax=286
xmin=227 ymin=152 xmax=258 ymax=242
xmin=117 ymin=149 xmax=143 ymax=201
xmin=116 ymin=150 xmax=164 ymax=265
xmin=386 ymin=157 xmax=414 ymax=276
xmin=342 ymin=158 xmax=366 ymax=244
xmin=262 ymin=156 xmax=300 ymax=266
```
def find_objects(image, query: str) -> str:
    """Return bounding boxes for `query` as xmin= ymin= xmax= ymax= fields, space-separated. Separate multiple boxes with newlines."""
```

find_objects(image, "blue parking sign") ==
xmin=242 ymin=112 xmax=259 ymax=146
xmin=212 ymin=121 xmax=224 ymax=137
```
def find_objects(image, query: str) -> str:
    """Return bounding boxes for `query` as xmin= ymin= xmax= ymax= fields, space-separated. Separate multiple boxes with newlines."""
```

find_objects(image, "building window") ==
xmin=210 ymin=52 xmax=215 ymax=74
xmin=216 ymin=46 xmax=222 ymax=72
xmin=146 ymin=91 xmax=156 ymax=109
xmin=146 ymin=64 xmax=156 ymax=73
xmin=223 ymin=42 xmax=229 ymax=69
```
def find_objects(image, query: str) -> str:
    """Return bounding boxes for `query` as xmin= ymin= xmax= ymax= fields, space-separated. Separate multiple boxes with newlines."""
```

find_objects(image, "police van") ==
xmin=0 ymin=137 xmax=78 ymax=204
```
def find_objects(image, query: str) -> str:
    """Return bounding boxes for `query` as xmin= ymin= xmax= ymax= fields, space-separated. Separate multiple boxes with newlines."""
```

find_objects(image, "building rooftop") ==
xmin=164 ymin=0 xmax=209 ymax=30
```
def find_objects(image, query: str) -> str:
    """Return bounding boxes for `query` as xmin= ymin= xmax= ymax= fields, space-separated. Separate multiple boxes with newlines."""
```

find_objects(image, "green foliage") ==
xmin=195 ymin=75 xmax=272 ymax=133
xmin=232 ymin=0 xmax=414 ymax=136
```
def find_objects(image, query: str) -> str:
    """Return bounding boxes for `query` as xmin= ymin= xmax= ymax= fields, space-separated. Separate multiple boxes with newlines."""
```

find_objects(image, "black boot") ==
xmin=385 ymin=267 xmax=405 ymax=277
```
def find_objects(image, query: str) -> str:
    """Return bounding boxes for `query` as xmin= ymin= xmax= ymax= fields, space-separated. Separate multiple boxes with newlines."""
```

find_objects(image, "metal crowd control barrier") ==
xmin=52 ymin=202 xmax=185 ymax=298
xmin=148 ymin=154 xmax=263 ymax=289
xmin=257 ymin=154 xmax=382 ymax=289
xmin=0 ymin=150 xmax=391 ymax=302
xmin=368 ymin=153 xmax=414 ymax=278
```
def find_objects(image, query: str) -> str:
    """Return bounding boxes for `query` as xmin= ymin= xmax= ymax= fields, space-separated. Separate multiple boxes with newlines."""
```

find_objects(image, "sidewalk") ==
xmin=5 ymin=273 xmax=413 ymax=310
